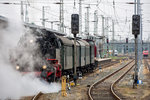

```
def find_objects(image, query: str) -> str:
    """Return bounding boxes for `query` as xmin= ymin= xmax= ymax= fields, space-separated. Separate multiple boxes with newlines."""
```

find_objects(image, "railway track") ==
xmin=81 ymin=59 xmax=121 ymax=81
xmin=144 ymin=59 xmax=150 ymax=72
xmin=102 ymin=60 xmax=120 ymax=68
xmin=88 ymin=60 xmax=135 ymax=100
xmin=23 ymin=59 xmax=126 ymax=100
xmin=32 ymin=92 xmax=43 ymax=100
xmin=93 ymin=60 xmax=121 ymax=72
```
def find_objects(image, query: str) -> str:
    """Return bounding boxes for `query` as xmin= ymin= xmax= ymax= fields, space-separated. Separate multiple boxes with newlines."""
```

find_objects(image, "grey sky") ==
xmin=0 ymin=0 xmax=149 ymax=41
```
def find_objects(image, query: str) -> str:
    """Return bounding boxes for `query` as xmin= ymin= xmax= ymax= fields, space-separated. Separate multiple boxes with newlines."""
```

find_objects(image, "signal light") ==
xmin=126 ymin=38 xmax=128 ymax=43
xmin=106 ymin=38 xmax=109 ymax=43
xmin=132 ymin=15 xmax=140 ymax=36
xmin=126 ymin=46 xmax=128 ymax=51
xmin=71 ymin=14 xmax=79 ymax=35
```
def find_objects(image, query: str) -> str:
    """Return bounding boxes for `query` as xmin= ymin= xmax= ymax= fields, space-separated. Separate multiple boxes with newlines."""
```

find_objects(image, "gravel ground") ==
xmin=23 ymin=60 xmax=130 ymax=100
xmin=55 ymin=61 xmax=129 ymax=100
xmin=115 ymin=60 xmax=150 ymax=100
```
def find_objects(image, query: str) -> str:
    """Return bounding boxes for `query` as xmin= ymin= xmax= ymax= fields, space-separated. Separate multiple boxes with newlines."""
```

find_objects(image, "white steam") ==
xmin=10 ymin=29 xmax=45 ymax=71
xmin=0 ymin=5 xmax=61 ymax=99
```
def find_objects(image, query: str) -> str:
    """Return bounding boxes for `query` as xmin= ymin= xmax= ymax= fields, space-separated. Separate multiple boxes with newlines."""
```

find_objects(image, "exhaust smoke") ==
xmin=0 ymin=4 xmax=61 ymax=99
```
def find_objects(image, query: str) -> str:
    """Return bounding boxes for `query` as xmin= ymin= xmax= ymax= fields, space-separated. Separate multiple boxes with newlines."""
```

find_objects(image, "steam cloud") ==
xmin=0 ymin=5 xmax=61 ymax=99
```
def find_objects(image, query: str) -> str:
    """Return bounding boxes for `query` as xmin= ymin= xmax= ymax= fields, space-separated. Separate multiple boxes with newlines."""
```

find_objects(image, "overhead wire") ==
xmin=0 ymin=0 xmax=136 ymax=35
xmin=28 ymin=5 xmax=64 ymax=27
xmin=112 ymin=0 xmax=129 ymax=36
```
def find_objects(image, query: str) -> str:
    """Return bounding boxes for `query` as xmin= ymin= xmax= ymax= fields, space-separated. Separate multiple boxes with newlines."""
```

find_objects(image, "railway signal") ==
xmin=106 ymin=38 xmax=109 ymax=44
xmin=126 ymin=38 xmax=128 ymax=43
xmin=106 ymin=38 xmax=109 ymax=57
xmin=126 ymin=38 xmax=128 ymax=52
xmin=132 ymin=15 xmax=140 ymax=37
xmin=132 ymin=15 xmax=140 ymax=88
xmin=71 ymin=14 xmax=79 ymax=86
xmin=71 ymin=14 xmax=79 ymax=35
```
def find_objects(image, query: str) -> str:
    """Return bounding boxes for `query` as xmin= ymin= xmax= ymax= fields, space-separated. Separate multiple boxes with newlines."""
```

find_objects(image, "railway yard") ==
xmin=21 ymin=58 xmax=150 ymax=100
xmin=1 ymin=0 xmax=150 ymax=100
xmin=2 ymin=18 xmax=150 ymax=100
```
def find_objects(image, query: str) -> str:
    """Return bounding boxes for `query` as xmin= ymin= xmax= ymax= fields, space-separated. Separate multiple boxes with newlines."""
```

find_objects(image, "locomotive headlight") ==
xmin=16 ymin=65 xmax=20 ymax=70
xmin=29 ymin=39 xmax=33 ymax=43
xmin=42 ymin=65 xmax=47 ymax=69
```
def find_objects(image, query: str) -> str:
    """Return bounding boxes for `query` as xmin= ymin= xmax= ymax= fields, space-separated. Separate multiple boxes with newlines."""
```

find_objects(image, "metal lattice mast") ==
xmin=21 ymin=1 xmax=24 ymax=22
xmin=25 ymin=2 xmax=29 ymax=23
xmin=101 ymin=15 xmax=105 ymax=57
xmin=79 ymin=0 xmax=82 ymax=35
xmin=86 ymin=5 xmax=90 ymax=35
xmin=94 ymin=10 xmax=98 ymax=36
xmin=85 ymin=12 xmax=87 ymax=33
xmin=102 ymin=15 xmax=104 ymax=39
xmin=61 ymin=0 xmax=64 ymax=33
xmin=105 ymin=17 xmax=109 ymax=38
xmin=42 ymin=6 xmax=45 ymax=27
xmin=59 ymin=0 xmax=64 ymax=33
xmin=112 ymin=20 xmax=115 ymax=56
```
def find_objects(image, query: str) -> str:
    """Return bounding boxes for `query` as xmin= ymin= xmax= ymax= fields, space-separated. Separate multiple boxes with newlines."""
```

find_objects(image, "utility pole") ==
xmin=41 ymin=6 xmax=49 ymax=27
xmin=57 ymin=23 xmax=60 ymax=30
xmin=140 ymin=9 xmax=143 ymax=61
xmin=137 ymin=0 xmax=140 ymax=66
xmin=94 ymin=1 xmax=98 ymax=36
xmin=51 ymin=22 xmax=54 ymax=29
xmin=132 ymin=0 xmax=141 ymax=88
xmin=79 ymin=0 xmax=82 ymax=35
xmin=42 ymin=6 xmax=45 ymax=27
xmin=64 ymin=26 xmax=67 ymax=33
xmin=134 ymin=0 xmax=137 ymax=14
xmin=105 ymin=17 xmax=109 ymax=38
xmin=105 ymin=17 xmax=109 ymax=57
xmin=85 ymin=12 xmax=87 ymax=34
xmin=85 ymin=5 xmax=90 ymax=35
xmin=69 ymin=28 xmax=71 ymax=35
xmin=21 ymin=1 xmax=24 ymax=22
xmin=59 ymin=0 xmax=64 ymax=33
xmin=94 ymin=10 xmax=98 ymax=36
xmin=48 ymin=21 xmax=59 ymax=30
xmin=101 ymin=15 xmax=105 ymax=58
xmin=112 ymin=0 xmax=115 ymax=56
xmin=137 ymin=0 xmax=143 ymax=64
xmin=112 ymin=20 xmax=115 ymax=56
xmin=25 ymin=3 xmax=29 ymax=23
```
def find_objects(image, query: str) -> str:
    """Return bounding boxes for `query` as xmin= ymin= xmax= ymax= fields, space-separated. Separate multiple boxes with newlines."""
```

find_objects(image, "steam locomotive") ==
xmin=12 ymin=24 xmax=97 ymax=82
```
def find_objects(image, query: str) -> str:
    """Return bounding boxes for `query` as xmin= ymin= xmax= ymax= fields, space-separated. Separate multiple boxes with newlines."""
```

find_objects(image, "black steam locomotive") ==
xmin=12 ymin=23 xmax=97 ymax=82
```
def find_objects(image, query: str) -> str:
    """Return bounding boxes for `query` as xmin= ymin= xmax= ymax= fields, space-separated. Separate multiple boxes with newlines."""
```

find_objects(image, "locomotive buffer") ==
xmin=71 ymin=14 xmax=79 ymax=85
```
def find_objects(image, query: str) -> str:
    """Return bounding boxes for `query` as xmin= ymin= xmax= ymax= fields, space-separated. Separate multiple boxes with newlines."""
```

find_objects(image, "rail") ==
xmin=88 ymin=60 xmax=134 ymax=100
xmin=32 ymin=92 xmax=43 ymax=100
xmin=110 ymin=63 xmax=135 ymax=100
xmin=144 ymin=59 xmax=150 ymax=72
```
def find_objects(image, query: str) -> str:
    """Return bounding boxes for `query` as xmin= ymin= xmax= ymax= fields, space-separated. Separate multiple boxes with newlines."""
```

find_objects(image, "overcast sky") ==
xmin=0 ymin=0 xmax=149 ymax=41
